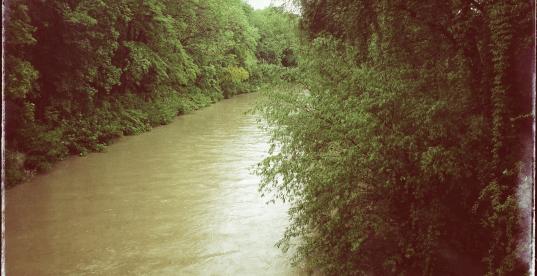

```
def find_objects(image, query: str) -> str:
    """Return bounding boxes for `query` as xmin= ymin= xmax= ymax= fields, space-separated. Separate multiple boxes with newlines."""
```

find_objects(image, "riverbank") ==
xmin=5 ymin=88 xmax=256 ymax=188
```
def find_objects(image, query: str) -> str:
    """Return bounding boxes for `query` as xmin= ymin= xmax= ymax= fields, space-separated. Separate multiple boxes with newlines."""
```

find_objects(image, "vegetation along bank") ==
xmin=4 ymin=0 xmax=298 ymax=186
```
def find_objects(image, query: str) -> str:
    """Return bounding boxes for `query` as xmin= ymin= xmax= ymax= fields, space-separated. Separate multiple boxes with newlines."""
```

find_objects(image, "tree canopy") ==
xmin=4 ymin=0 xmax=298 ymax=185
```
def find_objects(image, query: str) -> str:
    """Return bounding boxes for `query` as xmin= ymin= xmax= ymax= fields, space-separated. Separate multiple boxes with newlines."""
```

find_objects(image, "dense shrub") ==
xmin=256 ymin=0 xmax=533 ymax=274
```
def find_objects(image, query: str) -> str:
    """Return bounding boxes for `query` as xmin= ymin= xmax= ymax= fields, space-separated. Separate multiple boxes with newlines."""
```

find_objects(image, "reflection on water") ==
xmin=6 ymin=93 xmax=296 ymax=275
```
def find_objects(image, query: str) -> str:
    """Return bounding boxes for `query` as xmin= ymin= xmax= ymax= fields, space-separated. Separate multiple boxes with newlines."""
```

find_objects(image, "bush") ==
xmin=250 ymin=63 xmax=299 ymax=85
xmin=119 ymin=109 xmax=151 ymax=135
xmin=21 ymin=127 xmax=67 ymax=171
xmin=5 ymin=150 xmax=28 ymax=187
xmin=221 ymin=66 xmax=250 ymax=98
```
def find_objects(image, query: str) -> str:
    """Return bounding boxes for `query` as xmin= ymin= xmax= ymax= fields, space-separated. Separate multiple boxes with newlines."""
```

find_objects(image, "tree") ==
xmin=3 ymin=0 xmax=267 ymax=186
xmin=257 ymin=0 xmax=534 ymax=274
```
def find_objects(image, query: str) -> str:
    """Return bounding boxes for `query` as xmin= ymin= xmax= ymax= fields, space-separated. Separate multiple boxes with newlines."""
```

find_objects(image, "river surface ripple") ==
xmin=6 ymin=93 xmax=295 ymax=275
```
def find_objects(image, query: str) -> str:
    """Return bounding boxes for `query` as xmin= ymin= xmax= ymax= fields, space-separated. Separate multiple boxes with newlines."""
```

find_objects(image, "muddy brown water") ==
xmin=6 ymin=93 xmax=296 ymax=275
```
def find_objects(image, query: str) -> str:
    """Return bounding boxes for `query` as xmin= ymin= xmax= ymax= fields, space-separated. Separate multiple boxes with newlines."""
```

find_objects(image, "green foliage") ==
xmin=247 ymin=7 xmax=300 ymax=86
xmin=223 ymin=66 xmax=250 ymax=85
xmin=5 ymin=57 xmax=38 ymax=100
xmin=5 ymin=151 xmax=29 ymax=187
xmin=250 ymin=63 xmax=301 ymax=85
xmin=21 ymin=127 xmax=68 ymax=172
xmin=4 ymin=0 xmax=280 ymax=186
xmin=221 ymin=66 xmax=250 ymax=98
xmin=250 ymin=7 xmax=299 ymax=66
xmin=257 ymin=0 xmax=533 ymax=275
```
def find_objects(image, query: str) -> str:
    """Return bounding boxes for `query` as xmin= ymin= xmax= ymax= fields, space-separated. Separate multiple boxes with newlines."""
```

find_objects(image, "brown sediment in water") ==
xmin=6 ymin=93 xmax=297 ymax=275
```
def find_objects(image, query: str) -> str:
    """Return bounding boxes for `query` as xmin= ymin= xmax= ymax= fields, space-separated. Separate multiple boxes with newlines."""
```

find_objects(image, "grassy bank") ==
xmin=5 ymin=87 xmax=250 ymax=188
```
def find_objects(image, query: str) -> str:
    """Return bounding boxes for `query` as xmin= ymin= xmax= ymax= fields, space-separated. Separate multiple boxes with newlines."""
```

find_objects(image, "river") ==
xmin=6 ymin=93 xmax=296 ymax=275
